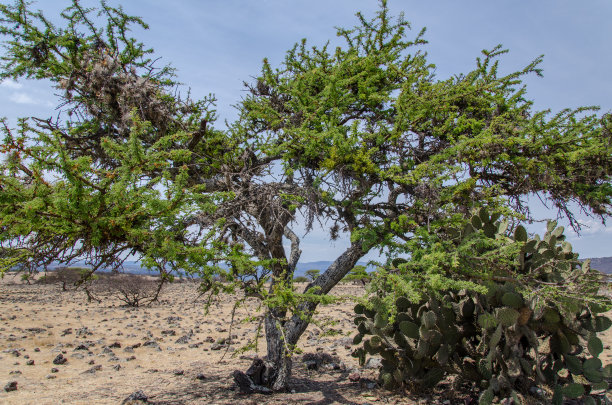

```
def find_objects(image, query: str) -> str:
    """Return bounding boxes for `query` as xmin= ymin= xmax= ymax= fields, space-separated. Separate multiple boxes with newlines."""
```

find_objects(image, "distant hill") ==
xmin=42 ymin=257 xmax=612 ymax=276
xmin=43 ymin=260 xmax=376 ymax=277
xmin=589 ymin=257 xmax=612 ymax=275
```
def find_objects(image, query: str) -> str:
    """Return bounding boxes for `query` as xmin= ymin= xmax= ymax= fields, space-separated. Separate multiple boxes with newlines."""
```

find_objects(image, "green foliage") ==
xmin=353 ymin=208 xmax=612 ymax=402
xmin=343 ymin=265 xmax=371 ymax=284
xmin=305 ymin=269 xmax=320 ymax=281
xmin=1 ymin=0 xmax=611 ymax=391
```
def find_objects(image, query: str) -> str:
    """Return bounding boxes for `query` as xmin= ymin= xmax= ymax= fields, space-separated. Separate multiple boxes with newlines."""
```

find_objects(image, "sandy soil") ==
xmin=0 ymin=275 xmax=610 ymax=405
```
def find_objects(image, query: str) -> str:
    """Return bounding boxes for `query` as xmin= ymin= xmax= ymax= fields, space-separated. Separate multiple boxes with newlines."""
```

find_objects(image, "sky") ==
xmin=1 ymin=1 xmax=611 ymax=261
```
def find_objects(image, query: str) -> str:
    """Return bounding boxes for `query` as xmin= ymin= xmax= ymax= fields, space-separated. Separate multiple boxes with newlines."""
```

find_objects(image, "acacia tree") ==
xmin=1 ymin=0 xmax=611 ymax=392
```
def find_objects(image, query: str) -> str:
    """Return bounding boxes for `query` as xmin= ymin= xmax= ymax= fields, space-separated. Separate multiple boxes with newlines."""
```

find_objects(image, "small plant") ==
xmin=96 ymin=273 xmax=165 ymax=307
xmin=353 ymin=209 xmax=612 ymax=404
xmin=343 ymin=265 xmax=371 ymax=285
xmin=305 ymin=269 xmax=320 ymax=281
xmin=20 ymin=272 xmax=32 ymax=284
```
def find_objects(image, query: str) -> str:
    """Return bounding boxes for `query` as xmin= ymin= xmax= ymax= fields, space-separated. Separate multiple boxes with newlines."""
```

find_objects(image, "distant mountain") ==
xmin=44 ymin=260 xmax=376 ymax=277
xmin=589 ymin=257 xmax=612 ymax=275
xmin=43 ymin=257 xmax=612 ymax=276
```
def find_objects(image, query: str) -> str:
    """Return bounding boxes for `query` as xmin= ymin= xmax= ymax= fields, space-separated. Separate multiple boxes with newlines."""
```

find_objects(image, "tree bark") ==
xmin=261 ymin=242 xmax=365 ymax=391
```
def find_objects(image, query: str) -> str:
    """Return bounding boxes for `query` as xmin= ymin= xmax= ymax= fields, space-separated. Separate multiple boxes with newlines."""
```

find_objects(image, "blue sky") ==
xmin=1 ymin=1 xmax=611 ymax=261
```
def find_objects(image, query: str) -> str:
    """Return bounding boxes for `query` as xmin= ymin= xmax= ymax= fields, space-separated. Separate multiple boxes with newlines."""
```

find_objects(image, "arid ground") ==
xmin=1 ymin=275 xmax=610 ymax=405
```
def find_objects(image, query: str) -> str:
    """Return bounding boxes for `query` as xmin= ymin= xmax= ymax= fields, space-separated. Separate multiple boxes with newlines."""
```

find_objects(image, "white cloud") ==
xmin=9 ymin=92 xmax=40 ymax=105
xmin=0 ymin=79 xmax=23 ymax=89
xmin=565 ymin=218 xmax=612 ymax=238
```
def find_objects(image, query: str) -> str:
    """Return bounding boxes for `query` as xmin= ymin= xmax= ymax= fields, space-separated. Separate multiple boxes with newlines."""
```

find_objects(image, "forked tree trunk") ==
xmin=253 ymin=243 xmax=365 ymax=391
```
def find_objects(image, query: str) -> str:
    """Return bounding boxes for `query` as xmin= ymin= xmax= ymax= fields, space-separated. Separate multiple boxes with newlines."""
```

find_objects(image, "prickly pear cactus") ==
xmin=353 ymin=208 xmax=612 ymax=404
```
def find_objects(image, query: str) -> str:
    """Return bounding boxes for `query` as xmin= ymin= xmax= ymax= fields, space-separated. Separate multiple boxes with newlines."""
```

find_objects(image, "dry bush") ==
xmin=37 ymin=267 xmax=90 ymax=291
xmin=94 ymin=273 xmax=164 ymax=307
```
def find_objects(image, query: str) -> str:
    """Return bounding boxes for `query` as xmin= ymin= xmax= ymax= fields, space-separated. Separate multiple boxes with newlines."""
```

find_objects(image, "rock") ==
xmin=4 ymin=381 xmax=18 ymax=392
xmin=173 ymin=369 xmax=184 ymax=376
xmin=46 ymin=374 xmax=57 ymax=379
xmin=143 ymin=341 xmax=159 ymax=348
xmin=529 ymin=386 xmax=545 ymax=398
xmin=348 ymin=372 xmax=360 ymax=382
xmin=76 ymin=327 xmax=92 ymax=337
xmin=113 ymin=364 xmax=121 ymax=371
xmin=26 ymin=360 xmax=34 ymax=366
xmin=74 ymin=344 xmax=89 ymax=351
xmin=102 ymin=346 xmax=115 ymax=355
xmin=53 ymin=354 xmax=67 ymax=365
xmin=9 ymin=370 xmax=21 ymax=375
xmin=161 ymin=329 xmax=176 ymax=336
xmin=175 ymin=333 xmax=192 ymax=344
xmin=4 ymin=349 xmax=20 ymax=357
xmin=26 ymin=327 xmax=46 ymax=334
xmin=82 ymin=365 xmax=102 ymax=374
xmin=195 ymin=373 xmax=206 ymax=380
xmin=210 ymin=343 xmax=224 ymax=351
xmin=61 ymin=328 xmax=73 ymax=336
xmin=304 ymin=360 xmax=318 ymax=370
xmin=121 ymin=390 xmax=148 ymax=404
xmin=301 ymin=352 xmax=341 ymax=371
xmin=365 ymin=357 xmax=382 ymax=369
xmin=232 ymin=370 xmax=272 ymax=395
xmin=109 ymin=342 xmax=122 ymax=348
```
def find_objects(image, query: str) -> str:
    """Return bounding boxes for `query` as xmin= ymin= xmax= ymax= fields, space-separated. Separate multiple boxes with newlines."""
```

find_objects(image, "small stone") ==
xmin=348 ymin=372 xmax=360 ymax=382
xmin=175 ymin=334 xmax=191 ymax=344
xmin=46 ymin=374 xmax=57 ymax=379
xmin=109 ymin=342 xmax=121 ymax=349
xmin=82 ymin=365 xmax=102 ymax=374
xmin=26 ymin=360 xmax=34 ymax=366
xmin=121 ymin=390 xmax=147 ymax=404
xmin=51 ymin=368 xmax=59 ymax=373
xmin=53 ymin=354 xmax=67 ymax=365
xmin=113 ymin=364 xmax=121 ymax=371
xmin=4 ymin=381 xmax=18 ymax=392
xmin=9 ymin=370 xmax=21 ymax=375
xmin=34 ymin=348 xmax=40 ymax=352
xmin=365 ymin=357 xmax=382 ymax=369
xmin=173 ymin=369 xmax=184 ymax=376
xmin=195 ymin=373 xmax=206 ymax=380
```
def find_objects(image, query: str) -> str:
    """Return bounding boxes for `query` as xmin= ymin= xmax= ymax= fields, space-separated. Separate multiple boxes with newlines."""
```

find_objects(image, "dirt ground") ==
xmin=0 ymin=275 xmax=610 ymax=405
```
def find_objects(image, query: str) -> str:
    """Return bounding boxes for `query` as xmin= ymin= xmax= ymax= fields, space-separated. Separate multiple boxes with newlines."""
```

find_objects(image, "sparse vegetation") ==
xmin=0 ymin=0 xmax=611 ymax=395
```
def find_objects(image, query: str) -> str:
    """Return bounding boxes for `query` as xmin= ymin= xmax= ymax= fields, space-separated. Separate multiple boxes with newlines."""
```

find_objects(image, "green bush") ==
xmin=352 ymin=209 xmax=612 ymax=404
xmin=293 ymin=276 xmax=309 ymax=283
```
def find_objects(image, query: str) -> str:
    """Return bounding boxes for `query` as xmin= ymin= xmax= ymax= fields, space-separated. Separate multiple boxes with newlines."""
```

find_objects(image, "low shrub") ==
xmin=94 ymin=273 xmax=164 ymax=307
xmin=352 ymin=209 xmax=612 ymax=404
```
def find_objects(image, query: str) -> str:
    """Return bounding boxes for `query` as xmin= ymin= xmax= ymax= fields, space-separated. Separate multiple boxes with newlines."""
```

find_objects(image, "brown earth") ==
xmin=0 ymin=274 xmax=610 ymax=405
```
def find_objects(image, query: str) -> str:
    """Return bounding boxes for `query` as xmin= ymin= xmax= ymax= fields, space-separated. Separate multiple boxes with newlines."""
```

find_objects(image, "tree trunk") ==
xmin=260 ymin=242 xmax=365 ymax=391
xmin=264 ymin=308 xmax=293 ymax=391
